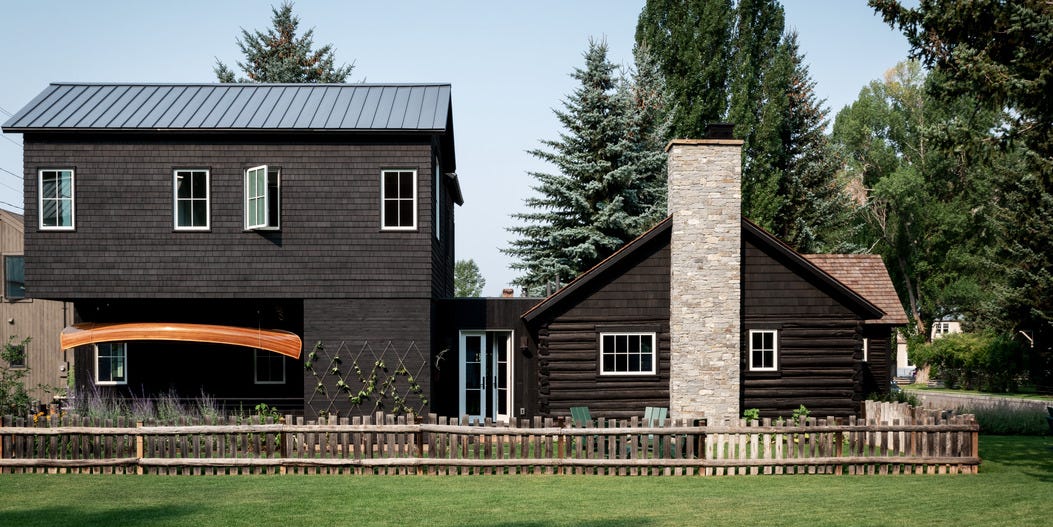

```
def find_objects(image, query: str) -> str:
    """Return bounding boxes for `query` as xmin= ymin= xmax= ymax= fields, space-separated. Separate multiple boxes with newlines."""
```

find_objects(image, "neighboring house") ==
xmin=5 ymin=84 xmax=907 ymax=422
xmin=0 ymin=208 xmax=74 ymax=404
xmin=3 ymin=83 xmax=460 ymax=414
xmin=931 ymin=318 xmax=963 ymax=340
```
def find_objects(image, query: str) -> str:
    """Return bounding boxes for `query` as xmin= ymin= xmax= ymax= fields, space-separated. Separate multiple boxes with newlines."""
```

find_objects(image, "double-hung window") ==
xmin=39 ymin=169 xmax=75 ymax=230
xmin=4 ymin=255 xmax=25 ymax=300
xmin=95 ymin=342 xmax=127 ymax=385
xmin=245 ymin=165 xmax=280 ymax=230
xmin=174 ymin=169 xmax=210 ymax=230
xmin=600 ymin=332 xmax=656 ymax=375
xmin=381 ymin=169 xmax=417 ymax=230
xmin=749 ymin=330 xmax=778 ymax=371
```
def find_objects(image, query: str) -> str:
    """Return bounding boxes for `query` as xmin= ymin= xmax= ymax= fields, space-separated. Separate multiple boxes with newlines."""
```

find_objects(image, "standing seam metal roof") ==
xmin=2 ymin=83 xmax=452 ymax=132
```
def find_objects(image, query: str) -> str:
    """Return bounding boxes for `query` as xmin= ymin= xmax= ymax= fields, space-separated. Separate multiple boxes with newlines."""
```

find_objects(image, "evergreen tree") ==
xmin=214 ymin=1 xmax=353 ymax=83
xmin=505 ymin=40 xmax=667 ymax=293
xmin=454 ymin=259 xmax=486 ymax=298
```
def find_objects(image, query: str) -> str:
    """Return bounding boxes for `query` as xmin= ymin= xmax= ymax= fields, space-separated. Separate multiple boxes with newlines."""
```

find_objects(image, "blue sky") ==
xmin=0 ymin=1 xmax=913 ymax=296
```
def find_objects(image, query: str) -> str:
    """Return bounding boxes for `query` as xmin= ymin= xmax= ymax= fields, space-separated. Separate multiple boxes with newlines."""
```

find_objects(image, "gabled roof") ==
xmin=521 ymin=217 xmax=672 ymax=323
xmin=803 ymin=254 xmax=910 ymax=325
xmin=522 ymin=216 xmax=888 ymax=324
xmin=2 ymin=83 xmax=452 ymax=132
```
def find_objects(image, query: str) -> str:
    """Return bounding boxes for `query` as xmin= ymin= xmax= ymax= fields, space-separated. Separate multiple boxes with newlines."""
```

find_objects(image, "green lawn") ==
xmin=1 ymin=435 xmax=1050 ymax=527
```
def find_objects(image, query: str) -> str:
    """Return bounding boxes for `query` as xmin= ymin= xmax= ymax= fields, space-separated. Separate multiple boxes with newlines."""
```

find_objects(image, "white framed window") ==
xmin=434 ymin=160 xmax=441 ymax=240
xmin=173 ymin=169 xmax=210 ymax=230
xmin=254 ymin=349 xmax=285 ymax=384
xmin=749 ymin=330 xmax=778 ymax=372
xmin=245 ymin=165 xmax=280 ymax=230
xmin=4 ymin=255 xmax=25 ymax=300
xmin=95 ymin=342 xmax=127 ymax=385
xmin=600 ymin=332 xmax=656 ymax=375
xmin=862 ymin=338 xmax=869 ymax=362
xmin=39 ymin=169 xmax=75 ymax=230
xmin=381 ymin=169 xmax=417 ymax=230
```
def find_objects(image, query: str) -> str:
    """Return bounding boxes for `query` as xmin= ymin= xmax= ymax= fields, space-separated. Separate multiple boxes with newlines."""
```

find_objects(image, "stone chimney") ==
xmin=665 ymin=127 xmax=743 ymax=424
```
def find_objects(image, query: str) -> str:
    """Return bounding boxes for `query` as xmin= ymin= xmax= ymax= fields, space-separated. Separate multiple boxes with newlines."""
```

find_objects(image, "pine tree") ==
xmin=505 ymin=40 xmax=667 ymax=293
xmin=214 ymin=1 xmax=353 ymax=83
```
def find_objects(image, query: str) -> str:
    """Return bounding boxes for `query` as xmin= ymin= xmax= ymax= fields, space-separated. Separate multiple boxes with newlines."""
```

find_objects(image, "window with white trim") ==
xmin=862 ymin=338 xmax=869 ymax=362
xmin=95 ymin=342 xmax=127 ymax=385
xmin=245 ymin=165 xmax=280 ymax=230
xmin=600 ymin=332 xmax=656 ymax=375
xmin=254 ymin=349 xmax=285 ymax=384
xmin=434 ymin=160 xmax=441 ymax=240
xmin=381 ymin=169 xmax=417 ymax=230
xmin=749 ymin=330 xmax=778 ymax=371
xmin=173 ymin=169 xmax=210 ymax=230
xmin=39 ymin=169 xmax=75 ymax=230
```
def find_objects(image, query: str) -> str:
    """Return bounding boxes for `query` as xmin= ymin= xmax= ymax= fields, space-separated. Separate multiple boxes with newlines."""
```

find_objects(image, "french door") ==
xmin=459 ymin=330 xmax=512 ymax=422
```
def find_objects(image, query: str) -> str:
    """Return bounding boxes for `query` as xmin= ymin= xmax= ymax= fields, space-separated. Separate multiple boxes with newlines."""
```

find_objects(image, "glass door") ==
xmin=459 ymin=330 xmax=514 ymax=422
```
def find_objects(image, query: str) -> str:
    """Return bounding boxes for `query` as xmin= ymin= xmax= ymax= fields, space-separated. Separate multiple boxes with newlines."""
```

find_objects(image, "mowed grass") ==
xmin=0 ymin=435 xmax=1050 ymax=527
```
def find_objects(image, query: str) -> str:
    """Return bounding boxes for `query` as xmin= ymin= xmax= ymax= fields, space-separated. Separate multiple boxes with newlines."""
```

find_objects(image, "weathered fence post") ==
xmin=135 ymin=421 xmax=144 ymax=475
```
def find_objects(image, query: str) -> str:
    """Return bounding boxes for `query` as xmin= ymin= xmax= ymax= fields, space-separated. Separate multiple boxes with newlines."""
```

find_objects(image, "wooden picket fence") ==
xmin=0 ymin=412 xmax=979 ymax=476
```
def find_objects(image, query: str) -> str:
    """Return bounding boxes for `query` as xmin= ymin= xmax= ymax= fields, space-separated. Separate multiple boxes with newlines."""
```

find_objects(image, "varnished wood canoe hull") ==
xmin=60 ymin=322 xmax=302 ymax=359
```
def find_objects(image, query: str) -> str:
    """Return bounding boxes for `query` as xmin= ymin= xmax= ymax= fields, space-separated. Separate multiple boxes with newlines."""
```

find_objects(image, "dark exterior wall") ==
xmin=303 ymin=298 xmax=431 ymax=418
xmin=71 ymin=299 xmax=304 ymax=413
xmin=531 ymin=230 xmax=671 ymax=419
xmin=434 ymin=297 xmax=541 ymax=419
xmin=22 ymin=133 xmax=440 ymax=300
xmin=862 ymin=325 xmax=894 ymax=397
xmin=430 ymin=151 xmax=456 ymax=299
xmin=742 ymin=236 xmax=865 ymax=418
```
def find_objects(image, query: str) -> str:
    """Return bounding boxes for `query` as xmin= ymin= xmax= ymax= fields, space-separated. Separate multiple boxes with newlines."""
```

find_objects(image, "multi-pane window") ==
xmin=254 ymin=349 xmax=285 ymax=384
xmin=95 ymin=342 xmax=127 ymax=385
xmin=381 ymin=169 xmax=417 ymax=230
xmin=862 ymin=338 xmax=869 ymax=362
xmin=245 ymin=165 xmax=280 ymax=230
xmin=174 ymin=169 xmax=209 ymax=230
xmin=39 ymin=169 xmax=74 ymax=229
xmin=5 ymin=338 xmax=25 ymax=368
xmin=600 ymin=332 xmax=656 ymax=375
xmin=749 ymin=330 xmax=778 ymax=371
xmin=4 ymin=255 xmax=25 ymax=300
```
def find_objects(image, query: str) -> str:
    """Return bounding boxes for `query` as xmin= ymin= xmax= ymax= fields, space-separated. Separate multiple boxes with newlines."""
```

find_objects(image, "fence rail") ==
xmin=0 ymin=412 xmax=979 ymax=476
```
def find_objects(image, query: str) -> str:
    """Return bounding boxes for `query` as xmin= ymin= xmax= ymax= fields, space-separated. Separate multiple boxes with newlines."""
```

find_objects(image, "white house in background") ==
xmin=930 ymin=317 xmax=964 ymax=340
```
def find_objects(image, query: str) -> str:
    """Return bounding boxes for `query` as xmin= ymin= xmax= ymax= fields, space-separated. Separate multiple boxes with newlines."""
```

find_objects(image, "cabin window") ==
xmin=173 ymin=169 xmax=210 ymax=230
xmin=381 ymin=169 xmax=417 ymax=230
xmin=4 ymin=255 xmax=25 ymax=300
xmin=39 ymin=169 xmax=75 ymax=230
xmin=600 ymin=332 xmax=656 ymax=375
xmin=434 ymin=160 xmax=441 ymax=240
xmin=4 ymin=337 xmax=26 ymax=368
xmin=749 ymin=330 xmax=778 ymax=371
xmin=245 ymin=165 xmax=280 ymax=230
xmin=254 ymin=349 xmax=285 ymax=384
xmin=862 ymin=338 xmax=869 ymax=362
xmin=95 ymin=342 xmax=127 ymax=385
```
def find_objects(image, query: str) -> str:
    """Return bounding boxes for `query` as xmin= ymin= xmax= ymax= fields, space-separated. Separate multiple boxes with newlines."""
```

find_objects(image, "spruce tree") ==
xmin=214 ymin=1 xmax=353 ymax=83
xmin=505 ymin=40 xmax=667 ymax=293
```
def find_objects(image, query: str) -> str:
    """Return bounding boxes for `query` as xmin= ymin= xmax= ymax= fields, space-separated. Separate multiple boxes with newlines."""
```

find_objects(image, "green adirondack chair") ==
xmin=644 ymin=406 xmax=669 ymax=456
xmin=570 ymin=406 xmax=593 ymax=427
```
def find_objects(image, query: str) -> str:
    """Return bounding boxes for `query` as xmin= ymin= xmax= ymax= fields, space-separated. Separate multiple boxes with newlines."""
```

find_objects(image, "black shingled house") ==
xmin=4 ymin=83 xmax=906 ymax=421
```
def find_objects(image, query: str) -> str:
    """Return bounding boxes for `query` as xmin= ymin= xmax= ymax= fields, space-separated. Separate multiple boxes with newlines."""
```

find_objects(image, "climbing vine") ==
xmin=305 ymin=341 xmax=427 ymax=416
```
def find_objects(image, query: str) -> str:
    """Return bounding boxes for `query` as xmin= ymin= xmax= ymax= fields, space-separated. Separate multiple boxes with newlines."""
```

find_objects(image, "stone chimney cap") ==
xmin=664 ymin=137 xmax=744 ymax=152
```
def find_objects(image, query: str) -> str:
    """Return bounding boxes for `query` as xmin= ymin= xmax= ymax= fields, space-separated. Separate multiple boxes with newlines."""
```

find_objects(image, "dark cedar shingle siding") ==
xmin=23 ymin=134 xmax=438 ymax=299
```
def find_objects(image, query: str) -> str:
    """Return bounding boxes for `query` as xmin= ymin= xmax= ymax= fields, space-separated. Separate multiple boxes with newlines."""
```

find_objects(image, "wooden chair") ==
xmin=643 ymin=406 xmax=668 ymax=456
xmin=570 ymin=406 xmax=593 ymax=427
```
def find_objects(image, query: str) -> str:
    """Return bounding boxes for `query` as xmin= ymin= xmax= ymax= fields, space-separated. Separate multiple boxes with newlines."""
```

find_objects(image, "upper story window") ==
xmin=600 ymin=332 xmax=656 ymax=375
xmin=749 ymin=330 xmax=778 ymax=371
xmin=381 ymin=169 xmax=417 ymax=230
xmin=434 ymin=160 xmax=441 ymax=240
xmin=39 ymin=169 xmax=74 ymax=230
xmin=95 ymin=342 xmax=127 ymax=385
xmin=173 ymin=169 xmax=210 ymax=230
xmin=4 ymin=255 xmax=25 ymax=300
xmin=245 ymin=165 xmax=280 ymax=230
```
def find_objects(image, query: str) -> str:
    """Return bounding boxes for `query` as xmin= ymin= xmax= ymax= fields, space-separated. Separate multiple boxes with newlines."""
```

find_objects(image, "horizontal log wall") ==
xmin=0 ymin=412 xmax=979 ymax=476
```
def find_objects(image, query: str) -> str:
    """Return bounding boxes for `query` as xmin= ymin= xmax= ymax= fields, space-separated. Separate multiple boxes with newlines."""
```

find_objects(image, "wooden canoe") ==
xmin=60 ymin=322 xmax=302 ymax=359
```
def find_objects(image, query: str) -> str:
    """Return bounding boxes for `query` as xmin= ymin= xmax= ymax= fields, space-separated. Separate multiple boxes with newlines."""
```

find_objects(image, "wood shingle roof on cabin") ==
xmin=2 ymin=83 xmax=453 ymax=132
xmin=803 ymin=254 xmax=910 ymax=326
